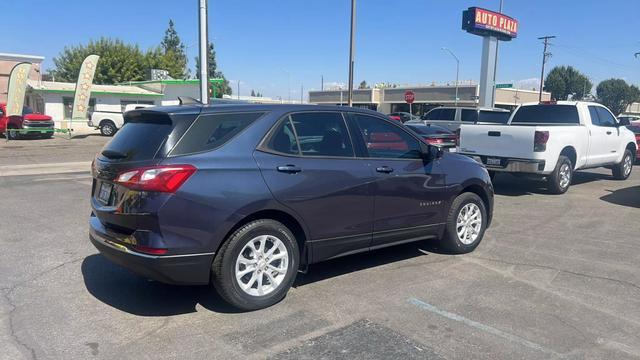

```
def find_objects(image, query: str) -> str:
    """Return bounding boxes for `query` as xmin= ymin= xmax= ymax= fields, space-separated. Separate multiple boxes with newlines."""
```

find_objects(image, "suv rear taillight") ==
xmin=534 ymin=131 xmax=549 ymax=152
xmin=115 ymin=165 xmax=196 ymax=193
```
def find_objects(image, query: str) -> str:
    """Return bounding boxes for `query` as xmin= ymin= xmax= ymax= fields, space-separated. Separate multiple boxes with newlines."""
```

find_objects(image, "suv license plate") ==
xmin=98 ymin=182 xmax=113 ymax=204
xmin=487 ymin=158 xmax=501 ymax=166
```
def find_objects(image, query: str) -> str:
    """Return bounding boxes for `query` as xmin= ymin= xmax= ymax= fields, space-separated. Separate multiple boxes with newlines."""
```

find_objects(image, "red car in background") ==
xmin=0 ymin=103 xmax=54 ymax=140
xmin=627 ymin=121 xmax=640 ymax=162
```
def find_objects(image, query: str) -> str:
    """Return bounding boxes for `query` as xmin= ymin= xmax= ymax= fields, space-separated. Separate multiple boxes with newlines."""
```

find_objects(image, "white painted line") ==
xmin=0 ymin=161 xmax=91 ymax=177
xmin=408 ymin=298 xmax=561 ymax=357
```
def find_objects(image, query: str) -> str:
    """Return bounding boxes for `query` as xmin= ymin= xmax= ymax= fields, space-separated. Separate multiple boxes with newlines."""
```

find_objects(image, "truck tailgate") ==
xmin=459 ymin=124 xmax=536 ymax=159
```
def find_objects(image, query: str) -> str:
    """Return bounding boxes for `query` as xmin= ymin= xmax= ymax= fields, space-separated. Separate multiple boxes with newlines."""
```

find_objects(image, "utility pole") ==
xmin=198 ymin=0 xmax=209 ymax=104
xmin=347 ymin=0 xmax=356 ymax=107
xmin=490 ymin=0 xmax=504 ymax=107
xmin=237 ymin=81 xmax=240 ymax=100
xmin=321 ymin=75 xmax=324 ymax=91
xmin=300 ymin=84 xmax=303 ymax=104
xmin=538 ymin=35 xmax=555 ymax=102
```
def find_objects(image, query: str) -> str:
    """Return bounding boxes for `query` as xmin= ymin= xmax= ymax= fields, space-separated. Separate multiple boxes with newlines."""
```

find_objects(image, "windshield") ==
xmin=22 ymin=106 xmax=34 ymax=116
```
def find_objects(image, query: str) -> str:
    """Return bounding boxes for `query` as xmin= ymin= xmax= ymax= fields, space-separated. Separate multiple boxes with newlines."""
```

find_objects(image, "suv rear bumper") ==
xmin=89 ymin=215 xmax=214 ymax=285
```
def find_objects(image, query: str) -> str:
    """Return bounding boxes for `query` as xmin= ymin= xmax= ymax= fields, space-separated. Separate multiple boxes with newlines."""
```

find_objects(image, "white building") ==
xmin=25 ymin=79 xmax=226 ymax=129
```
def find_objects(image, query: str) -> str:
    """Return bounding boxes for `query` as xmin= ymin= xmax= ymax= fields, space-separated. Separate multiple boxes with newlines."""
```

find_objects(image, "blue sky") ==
xmin=4 ymin=0 xmax=639 ymax=99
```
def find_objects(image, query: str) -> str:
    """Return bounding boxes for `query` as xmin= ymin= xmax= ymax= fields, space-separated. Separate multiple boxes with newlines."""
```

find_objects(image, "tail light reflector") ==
xmin=115 ymin=165 xmax=196 ymax=193
xmin=133 ymin=245 xmax=168 ymax=255
xmin=534 ymin=131 xmax=549 ymax=152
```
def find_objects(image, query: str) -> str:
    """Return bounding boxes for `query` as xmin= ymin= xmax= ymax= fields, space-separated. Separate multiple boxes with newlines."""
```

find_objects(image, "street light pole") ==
xmin=347 ymin=0 xmax=356 ymax=107
xmin=198 ymin=0 xmax=209 ymax=104
xmin=442 ymin=47 xmax=460 ymax=106
xmin=490 ymin=0 xmax=504 ymax=107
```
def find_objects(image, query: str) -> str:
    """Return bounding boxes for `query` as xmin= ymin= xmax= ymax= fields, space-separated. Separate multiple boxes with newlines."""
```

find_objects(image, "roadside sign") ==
xmin=496 ymin=83 xmax=513 ymax=89
xmin=404 ymin=90 xmax=415 ymax=104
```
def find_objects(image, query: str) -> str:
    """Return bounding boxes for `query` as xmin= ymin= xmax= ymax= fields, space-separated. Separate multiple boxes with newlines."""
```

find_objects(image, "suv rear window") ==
xmin=100 ymin=112 xmax=173 ymax=161
xmin=170 ymin=112 xmax=264 ymax=156
xmin=511 ymin=105 xmax=579 ymax=125
xmin=479 ymin=110 xmax=510 ymax=124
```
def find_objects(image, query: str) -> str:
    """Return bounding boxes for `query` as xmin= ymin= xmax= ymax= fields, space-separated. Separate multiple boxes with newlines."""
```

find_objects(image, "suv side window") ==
xmin=266 ymin=117 xmax=300 ymax=155
xmin=461 ymin=109 xmax=478 ymax=122
xmin=440 ymin=108 xmax=456 ymax=121
xmin=170 ymin=112 xmax=264 ymax=156
xmin=352 ymin=114 xmax=422 ymax=159
xmin=424 ymin=108 xmax=441 ymax=120
xmin=588 ymin=106 xmax=601 ymax=126
xmin=595 ymin=107 xmax=617 ymax=127
xmin=290 ymin=112 xmax=354 ymax=158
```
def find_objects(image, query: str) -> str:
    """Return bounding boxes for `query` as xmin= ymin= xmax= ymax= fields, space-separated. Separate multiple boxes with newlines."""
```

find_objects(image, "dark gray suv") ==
xmin=90 ymin=104 xmax=493 ymax=310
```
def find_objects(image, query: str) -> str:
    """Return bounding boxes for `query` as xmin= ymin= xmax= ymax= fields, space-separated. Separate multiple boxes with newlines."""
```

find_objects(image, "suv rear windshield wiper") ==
xmin=101 ymin=149 xmax=128 ymax=159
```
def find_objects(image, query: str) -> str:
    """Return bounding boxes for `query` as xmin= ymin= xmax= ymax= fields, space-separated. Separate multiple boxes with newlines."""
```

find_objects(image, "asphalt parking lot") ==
xmin=1 ymin=135 xmax=639 ymax=360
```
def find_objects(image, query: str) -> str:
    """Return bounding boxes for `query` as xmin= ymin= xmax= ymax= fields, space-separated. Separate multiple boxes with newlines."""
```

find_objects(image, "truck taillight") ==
xmin=534 ymin=131 xmax=549 ymax=152
xmin=115 ymin=165 xmax=196 ymax=193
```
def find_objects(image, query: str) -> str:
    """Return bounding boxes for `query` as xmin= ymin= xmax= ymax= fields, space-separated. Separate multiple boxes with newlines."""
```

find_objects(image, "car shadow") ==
xmin=71 ymin=133 xmax=102 ymax=139
xmin=492 ymin=171 xmax=613 ymax=196
xmin=81 ymin=254 xmax=242 ymax=316
xmin=294 ymin=240 xmax=445 ymax=287
xmin=83 ymin=240 xmax=444 ymax=315
xmin=600 ymin=185 xmax=640 ymax=208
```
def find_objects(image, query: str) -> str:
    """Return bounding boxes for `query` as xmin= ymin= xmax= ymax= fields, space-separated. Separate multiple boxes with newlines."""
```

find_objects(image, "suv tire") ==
xmin=212 ymin=219 xmax=299 ymax=311
xmin=100 ymin=121 xmax=117 ymax=136
xmin=441 ymin=192 xmax=487 ymax=254
xmin=547 ymin=155 xmax=572 ymax=194
xmin=612 ymin=149 xmax=633 ymax=180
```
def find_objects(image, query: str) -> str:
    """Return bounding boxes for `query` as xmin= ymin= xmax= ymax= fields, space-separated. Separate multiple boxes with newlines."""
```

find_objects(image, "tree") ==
xmin=544 ymin=66 xmax=592 ymax=100
xmin=358 ymin=80 xmax=370 ymax=89
xmin=195 ymin=41 xmax=232 ymax=97
xmin=160 ymin=20 xmax=188 ymax=79
xmin=251 ymin=89 xmax=256 ymax=97
xmin=50 ymin=38 xmax=146 ymax=84
xmin=596 ymin=79 xmax=640 ymax=115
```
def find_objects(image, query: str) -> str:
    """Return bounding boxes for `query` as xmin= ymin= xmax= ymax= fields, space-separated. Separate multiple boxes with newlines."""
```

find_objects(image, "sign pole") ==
xmin=198 ymin=0 xmax=209 ymax=104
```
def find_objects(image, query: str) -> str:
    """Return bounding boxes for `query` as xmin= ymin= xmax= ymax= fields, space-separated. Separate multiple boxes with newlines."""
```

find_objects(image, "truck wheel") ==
xmin=612 ymin=149 xmax=633 ymax=180
xmin=7 ymin=128 xmax=20 ymax=140
xmin=211 ymin=219 xmax=299 ymax=311
xmin=100 ymin=121 xmax=116 ymax=136
xmin=441 ymin=192 xmax=487 ymax=254
xmin=547 ymin=155 xmax=572 ymax=194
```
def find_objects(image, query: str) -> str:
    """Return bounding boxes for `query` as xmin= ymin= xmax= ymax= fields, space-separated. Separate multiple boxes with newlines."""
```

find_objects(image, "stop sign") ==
xmin=404 ymin=90 xmax=415 ymax=104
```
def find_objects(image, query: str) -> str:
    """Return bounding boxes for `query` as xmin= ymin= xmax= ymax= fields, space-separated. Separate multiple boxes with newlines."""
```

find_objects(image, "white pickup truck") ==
xmin=88 ymin=103 xmax=154 ymax=136
xmin=458 ymin=101 xmax=637 ymax=194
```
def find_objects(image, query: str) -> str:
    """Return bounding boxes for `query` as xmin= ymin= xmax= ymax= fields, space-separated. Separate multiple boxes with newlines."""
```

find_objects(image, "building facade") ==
xmin=0 ymin=53 xmax=44 ymax=103
xmin=309 ymin=85 xmax=551 ymax=116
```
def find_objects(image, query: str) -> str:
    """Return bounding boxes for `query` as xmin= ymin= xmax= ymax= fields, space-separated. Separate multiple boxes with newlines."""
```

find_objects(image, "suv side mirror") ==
xmin=421 ymin=144 xmax=444 ymax=161
xmin=618 ymin=118 xmax=631 ymax=126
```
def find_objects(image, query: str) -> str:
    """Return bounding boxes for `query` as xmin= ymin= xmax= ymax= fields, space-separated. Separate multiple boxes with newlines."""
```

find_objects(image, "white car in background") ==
xmin=458 ymin=101 xmax=636 ymax=194
xmin=88 ymin=103 xmax=154 ymax=136
xmin=418 ymin=106 xmax=511 ymax=131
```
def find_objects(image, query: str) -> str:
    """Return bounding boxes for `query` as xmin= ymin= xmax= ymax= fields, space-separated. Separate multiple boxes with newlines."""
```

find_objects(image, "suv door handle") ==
xmin=606 ymin=131 xmax=612 ymax=135
xmin=376 ymin=166 xmax=394 ymax=174
xmin=277 ymin=165 xmax=302 ymax=174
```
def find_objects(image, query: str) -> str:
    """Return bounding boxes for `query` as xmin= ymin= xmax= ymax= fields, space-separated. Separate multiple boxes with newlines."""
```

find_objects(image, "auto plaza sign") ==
xmin=462 ymin=7 xmax=518 ymax=41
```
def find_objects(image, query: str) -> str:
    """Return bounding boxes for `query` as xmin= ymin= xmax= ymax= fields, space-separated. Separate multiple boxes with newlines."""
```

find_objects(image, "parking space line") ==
xmin=408 ymin=297 xmax=561 ymax=357
xmin=0 ymin=161 xmax=91 ymax=177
